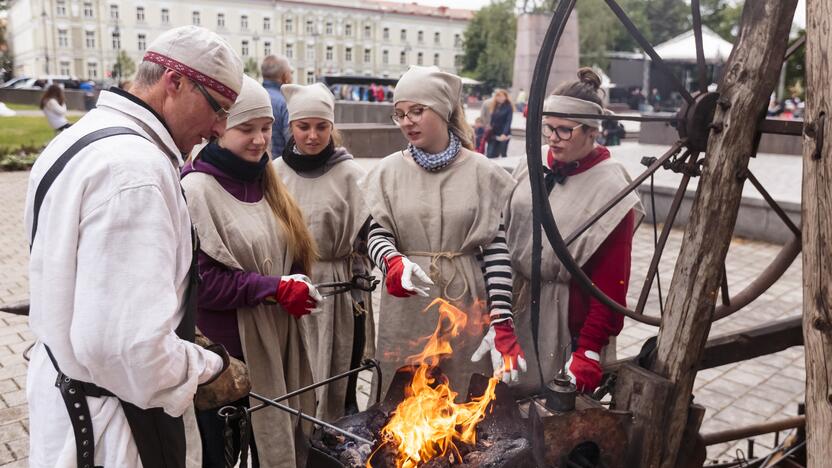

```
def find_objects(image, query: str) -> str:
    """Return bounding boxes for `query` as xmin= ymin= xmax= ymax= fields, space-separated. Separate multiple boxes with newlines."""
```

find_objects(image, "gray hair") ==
xmin=261 ymin=55 xmax=291 ymax=82
xmin=133 ymin=61 xmax=166 ymax=89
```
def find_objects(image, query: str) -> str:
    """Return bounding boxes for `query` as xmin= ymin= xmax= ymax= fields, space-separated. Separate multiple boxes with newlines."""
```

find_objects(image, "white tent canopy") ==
xmin=652 ymin=26 xmax=735 ymax=63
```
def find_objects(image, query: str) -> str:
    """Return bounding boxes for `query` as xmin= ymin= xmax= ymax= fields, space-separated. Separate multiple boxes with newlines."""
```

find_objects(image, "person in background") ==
xmin=473 ymin=116 xmax=486 ymax=153
xmin=486 ymin=88 xmax=513 ymax=159
xmin=516 ymin=88 xmax=528 ymax=113
xmin=39 ymin=84 xmax=70 ymax=133
xmin=182 ymin=75 xmax=321 ymax=468
xmin=276 ymin=83 xmax=374 ymax=420
xmin=261 ymin=54 xmax=293 ymax=158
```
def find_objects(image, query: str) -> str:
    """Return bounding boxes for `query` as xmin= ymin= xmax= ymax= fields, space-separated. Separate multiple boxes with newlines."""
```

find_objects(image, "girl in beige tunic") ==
xmin=506 ymin=68 xmax=645 ymax=397
xmin=181 ymin=76 xmax=320 ymax=468
xmin=360 ymin=66 xmax=527 ymax=398
xmin=275 ymin=83 xmax=374 ymax=421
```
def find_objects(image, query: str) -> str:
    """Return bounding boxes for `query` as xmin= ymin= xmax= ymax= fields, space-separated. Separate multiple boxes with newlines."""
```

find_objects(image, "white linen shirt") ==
xmin=24 ymin=90 xmax=223 ymax=468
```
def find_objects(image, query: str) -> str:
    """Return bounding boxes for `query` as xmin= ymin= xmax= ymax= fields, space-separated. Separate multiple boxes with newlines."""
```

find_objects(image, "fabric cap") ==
xmin=226 ymin=75 xmax=275 ymax=130
xmin=543 ymin=95 xmax=611 ymax=129
xmin=393 ymin=66 xmax=462 ymax=121
xmin=144 ymin=25 xmax=243 ymax=101
xmin=282 ymin=83 xmax=336 ymax=123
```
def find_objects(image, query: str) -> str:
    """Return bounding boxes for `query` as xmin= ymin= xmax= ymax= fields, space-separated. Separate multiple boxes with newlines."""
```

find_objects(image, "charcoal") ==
xmin=467 ymin=373 xmax=527 ymax=441
xmin=462 ymin=438 xmax=534 ymax=468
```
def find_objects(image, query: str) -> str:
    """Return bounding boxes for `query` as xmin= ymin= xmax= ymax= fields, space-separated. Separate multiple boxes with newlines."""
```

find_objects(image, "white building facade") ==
xmin=7 ymin=0 xmax=472 ymax=83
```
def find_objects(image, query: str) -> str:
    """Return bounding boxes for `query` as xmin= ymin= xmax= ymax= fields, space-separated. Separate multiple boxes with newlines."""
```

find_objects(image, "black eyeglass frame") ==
xmin=542 ymin=122 xmax=584 ymax=141
xmin=391 ymin=106 xmax=429 ymax=125
xmin=191 ymin=80 xmax=231 ymax=120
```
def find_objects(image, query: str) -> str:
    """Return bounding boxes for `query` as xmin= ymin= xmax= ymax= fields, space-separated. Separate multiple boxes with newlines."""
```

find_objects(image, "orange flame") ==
xmin=371 ymin=298 xmax=499 ymax=468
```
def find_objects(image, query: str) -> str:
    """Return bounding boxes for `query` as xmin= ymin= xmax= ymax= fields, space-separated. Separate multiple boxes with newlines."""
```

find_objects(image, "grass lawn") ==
xmin=0 ymin=115 xmax=82 ymax=151
xmin=5 ymin=103 xmax=40 ymax=111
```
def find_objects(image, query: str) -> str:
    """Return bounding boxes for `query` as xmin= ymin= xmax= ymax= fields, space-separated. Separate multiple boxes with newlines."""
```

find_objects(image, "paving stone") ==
xmin=0 ymin=406 xmax=27 ymax=425
xmin=4 ymin=438 xmax=27 ymax=460
xmin=0 ymin=423 xmax=26 ymax=445
xmin=730 ymin=394 xmax=786 ymax=418
xmin=0 ymin=366 xmax=26 ymax=383
xmin=0 ymin=445 xmax=14 ymax=466
xmin=0 ymin=381 xmax=17 ymax=394
xmin=1 ymin=391 xmax=25 ymax=408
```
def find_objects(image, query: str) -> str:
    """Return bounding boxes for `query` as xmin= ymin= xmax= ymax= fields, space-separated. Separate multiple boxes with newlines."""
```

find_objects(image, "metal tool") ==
xmin=315 ymin=274 xmax=380 ymax=298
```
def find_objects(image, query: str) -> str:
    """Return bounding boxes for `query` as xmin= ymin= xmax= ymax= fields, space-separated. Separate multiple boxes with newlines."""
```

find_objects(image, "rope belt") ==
xmin=403 ymin=250 xmax=471 ymax=302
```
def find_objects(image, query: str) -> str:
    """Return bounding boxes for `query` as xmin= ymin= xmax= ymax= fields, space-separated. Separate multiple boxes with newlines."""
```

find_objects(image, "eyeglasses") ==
xmin=542 ymin=122 xmax=584 ymax=140
xmin=191 ymin=80 xmax=231 ymax=121
xmin=391 ymin=106 xmax=428 ymax=124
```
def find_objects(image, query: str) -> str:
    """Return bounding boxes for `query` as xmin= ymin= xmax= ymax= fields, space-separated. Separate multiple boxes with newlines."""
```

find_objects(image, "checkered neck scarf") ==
xmin=408 ymin=131 xmax=461 ymax=172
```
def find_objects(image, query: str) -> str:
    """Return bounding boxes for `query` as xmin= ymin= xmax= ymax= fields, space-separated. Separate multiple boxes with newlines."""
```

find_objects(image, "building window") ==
xmin=344 ymin=23 xmax=352 ymax=37
xmin=454 ymin=54 xmax=464 ymax=67
xmin=285 ymin=43 xmax=293 ymax=59
xmin=304 ymin=20 xmax=313 ymax=34
xmin=58 ymin=29 xmax=69 ymax=48
xmin=60 ymin=61 xmax=71 ymax=76
xmin=242 ymin=40 xmax=249 ymax=57
xmin=364 ymin=25 xmax=371 ymax=39
xmin=56 ymin=0 xmax=67 ymax=16
xmin=325 ymin=46 xmax=333 ymax=61
xmin=136 ymin=6 xmax=145 ymax=22
xmin=110 ymin=5 xmax=119 ymax=20
xmin=454 ymin=34 xmax=461 ymax=47
xmin=285 ymin=18 xmax=293 ymax=33
xmin=85 ymin=31 xmax=96 ymax=49
xmin=306 ymin=70 xmax=315 ymax=84
xmin=417 ymin=51 xmax=423 ymax=65
xmin=400 ymin=50 xmax=406 ymax=65
xmin=112 ymin=31 xmax=120 ymax=49
xmin=383 ymin=27 xmax=389 ymax=40
xmin=433 ymin=53 xmax=440 ymax=66
xmin=83 ymin=2 xmax=94 ymax=18
xmin=161 ymin=8 xmax=169 ymax=24
xmin=192 ymin=11 xmax=201 ymax=26
xmin=382 ymin=49 xmax=389 ymax=64
xmin=137 ymin=34 xmax=146 ymax=51
xmin=263 ymin=17 xmax=271 ymax=31
xmin=418 ymin=30 xmax=424 ymax=43
xmin=364 ymin=48 xmax=371 ymax=63
xmin=400 ymin=29 xmax=407 ymax=41
xmin=434 ymin=32 xmax=441 ymax=45
xmin=241 ymin=15 xmax=248 ymax=31
xmin=306 ymin=46 xmax=315 ymax=61
xmin=87 ymin=62 xmax=98 ymax=79
xmin=325 ymin=22 xmax=333 ymax=35
xmin=264 ymin=41 xmax=271 ymax=56
xmin=217 ymin=13 xmax=225 ymax=28
xmin=345 ymin=47 xmax=352 ymax=62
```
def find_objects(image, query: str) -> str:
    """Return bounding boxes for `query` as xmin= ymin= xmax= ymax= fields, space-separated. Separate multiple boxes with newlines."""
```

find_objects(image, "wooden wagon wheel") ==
xmin=525 ymin=0 xmax=804 ymax=329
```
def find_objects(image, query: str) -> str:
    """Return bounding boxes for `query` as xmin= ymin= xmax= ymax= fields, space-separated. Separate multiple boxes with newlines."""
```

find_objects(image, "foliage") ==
xmin=244 ymin=57 xmax=261 ymax=79
xmin=784 ymin=29 xmax=805 ymax=99
xmin=699 ymin=0 xmax=744 ymax=41
xmin=0 ymin=150 xmax=39 ymax=171
xmin=0 ymin=115 xmax=80 ymax=155
xmin=113 ymin=50 xmax=136 ymax=82
xmin=461 ymin=0 xmax=517 ymax=90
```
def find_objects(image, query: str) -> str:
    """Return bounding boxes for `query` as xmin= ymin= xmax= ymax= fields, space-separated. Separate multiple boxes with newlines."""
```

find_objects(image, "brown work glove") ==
xmin=194 ymin=330 xmax=252 ymax=411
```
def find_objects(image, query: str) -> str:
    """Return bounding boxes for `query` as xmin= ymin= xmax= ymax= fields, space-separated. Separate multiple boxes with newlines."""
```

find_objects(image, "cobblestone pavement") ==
xmin=0 ymin=166 xmax=804 ymax=466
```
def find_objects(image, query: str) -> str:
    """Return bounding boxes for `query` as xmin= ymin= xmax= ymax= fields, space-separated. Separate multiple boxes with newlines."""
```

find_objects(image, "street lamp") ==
xmin=41 ymin=7 xmax=50 ymax=74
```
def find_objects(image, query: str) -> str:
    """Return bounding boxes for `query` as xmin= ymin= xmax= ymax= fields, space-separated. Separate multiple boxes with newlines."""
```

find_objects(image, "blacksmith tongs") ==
xmin=315 ymin=274 xmax=380 ymax=298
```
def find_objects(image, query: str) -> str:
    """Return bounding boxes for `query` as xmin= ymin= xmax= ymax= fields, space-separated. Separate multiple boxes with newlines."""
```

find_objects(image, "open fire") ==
xmin=371 ymin=298 xmax=500 ymax=468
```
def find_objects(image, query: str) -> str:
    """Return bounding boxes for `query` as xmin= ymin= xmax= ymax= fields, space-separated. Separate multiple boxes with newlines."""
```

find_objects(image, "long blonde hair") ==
xmin=261 ymin=164 xmax=318 ymax=274
xmin=449 ymin=101 xmax=475 ymax=150
xmin=488 ymin=88 xmax=514 ymax=114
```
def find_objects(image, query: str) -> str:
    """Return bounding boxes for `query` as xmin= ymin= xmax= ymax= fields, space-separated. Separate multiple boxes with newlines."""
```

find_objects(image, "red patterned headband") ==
xmin=143 ymin=51 xmax=238 ymax=101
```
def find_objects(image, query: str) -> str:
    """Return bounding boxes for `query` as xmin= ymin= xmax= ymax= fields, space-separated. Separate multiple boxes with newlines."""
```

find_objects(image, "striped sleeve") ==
xmin=477 ymin=221 xmax=514 ymax=324
xmin=367 ymin=218 xmax=400 ymax=273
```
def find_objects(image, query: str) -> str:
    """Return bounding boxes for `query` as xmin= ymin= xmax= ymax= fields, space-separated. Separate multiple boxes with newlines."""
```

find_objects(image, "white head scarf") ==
xmin=393 ymin=65 xmax=462 ymax=121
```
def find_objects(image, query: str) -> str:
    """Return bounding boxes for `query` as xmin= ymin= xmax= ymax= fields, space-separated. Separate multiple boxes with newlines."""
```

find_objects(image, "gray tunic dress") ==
xmin=360 ymin=148 xmax=515 ymax=398
xmin=275 ymin=155 xmax=372 ymax=422
xmin=505 ymin=147 xmax=644 ymax=396
xmin=182 ymin=172 xmax=315 ymax=468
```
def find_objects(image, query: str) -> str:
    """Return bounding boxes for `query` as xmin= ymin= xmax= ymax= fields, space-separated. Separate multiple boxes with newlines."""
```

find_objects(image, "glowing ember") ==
xmin=371 ymin=298 xmax=499 ymax=468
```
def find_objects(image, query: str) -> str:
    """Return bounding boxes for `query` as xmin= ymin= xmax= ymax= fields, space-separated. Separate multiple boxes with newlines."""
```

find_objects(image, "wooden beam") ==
xmin=648 ymin=2 xmax=798 ymax=467
xmin=698 ymin=315 xmax=803 ymax=370
xmin=802 ymin=0 xmax=832 ymax=465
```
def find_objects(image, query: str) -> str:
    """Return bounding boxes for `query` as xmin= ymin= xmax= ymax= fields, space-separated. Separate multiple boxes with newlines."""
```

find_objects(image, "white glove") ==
xmin=278 ymin=274 xmax=324 ymax=316
xmin=471 ymin=323 xmax=528 ymax=384
xmin=385 ymin=255 xmax=434 ymax=298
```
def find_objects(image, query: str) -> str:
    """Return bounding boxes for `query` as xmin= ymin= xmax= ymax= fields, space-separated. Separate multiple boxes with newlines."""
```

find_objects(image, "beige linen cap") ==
xmin=143 ymin=25 xmax=244 ymax=101
xmin=226 ymin=75 xmax=274 ymax=130
xmin=393 ymin=65 xmax=462 ymax=121
xmin=282 ymin=83 xmax=336 ymax=123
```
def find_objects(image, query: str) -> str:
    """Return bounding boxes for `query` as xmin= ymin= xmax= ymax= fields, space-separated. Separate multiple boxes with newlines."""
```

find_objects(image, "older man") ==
xmin=25 ymin=26 xmax=248 ymax=468
xmin=260 ymin=54 xmax=293 ymax=157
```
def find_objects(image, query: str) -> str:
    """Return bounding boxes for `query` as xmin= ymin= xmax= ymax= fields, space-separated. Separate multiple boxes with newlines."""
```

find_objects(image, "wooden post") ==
xmin=648 ymin=2 xmax=797 ymax=467
xmin=802 ymin=0 xmax=832 ymax=465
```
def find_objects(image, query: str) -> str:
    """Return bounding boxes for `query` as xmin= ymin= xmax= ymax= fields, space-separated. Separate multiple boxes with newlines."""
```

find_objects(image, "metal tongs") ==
xmin=315 ymin=274 xmax=380 ymax=298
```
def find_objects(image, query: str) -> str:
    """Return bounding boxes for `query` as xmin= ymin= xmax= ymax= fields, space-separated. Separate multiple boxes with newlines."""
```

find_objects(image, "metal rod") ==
xmin=746 ymin=171 xmax=801 ymax=237
xmin=702 ymin=415 xmax=805 ymax=446
xmin=691 ymin=0 xmax=709 ymax=93
xmin=249 ymin=361 xmax=380 ymax=412
xmin=603 ymin=0 xmax=695 ymax=104
xmin=247 ymin=392 xmax=374 ymax=445
xmin=720 ymin=263 xmax=731 ymax=306
xmin=564 ymin=143 xmax=685 ymax=247
xmin=784 ymin=34 xmax=806 ymax=61
xmin=649 ymin=173 xmax=665 ymax=316
xmin=542 ymin=111 xmax=681 ymax=123
xmin=635 ymin=151 xmax=695 ymax=315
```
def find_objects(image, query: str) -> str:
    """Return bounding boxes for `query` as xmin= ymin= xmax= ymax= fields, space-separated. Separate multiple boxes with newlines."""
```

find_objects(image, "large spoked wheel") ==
xmin=526 ymin=0 xmax=804 ymax=328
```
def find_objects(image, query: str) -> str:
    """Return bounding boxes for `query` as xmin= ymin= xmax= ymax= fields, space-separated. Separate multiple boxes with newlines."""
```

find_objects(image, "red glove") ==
xmin=273 ymin=274 xmax=322 ymax=319
xmin=566 ymin=348 xmax=602 ymax=393
xmin=471 ymin=321 xmax=527 ymax=384
xmin=384 ymin=255 xmax=432 ymax=298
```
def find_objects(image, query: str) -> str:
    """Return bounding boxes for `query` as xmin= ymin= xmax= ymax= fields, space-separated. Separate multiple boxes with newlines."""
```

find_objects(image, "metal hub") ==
xmin=675 ymin=91 xmax=720 ymax=153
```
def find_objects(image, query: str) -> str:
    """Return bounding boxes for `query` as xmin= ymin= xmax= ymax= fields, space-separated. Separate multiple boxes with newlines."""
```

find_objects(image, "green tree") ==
xmin=0 ymin=2 xmax=11 ymax=81
xmin=112 ymin=50 xmax=135 ymax=82
xmin=700 ymin=0 xmax=743 ymax=40
xmin=461 ymin=0 xmax=517 ymax=90
xmin=244 ymin=57 xmax=261 ymax=79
